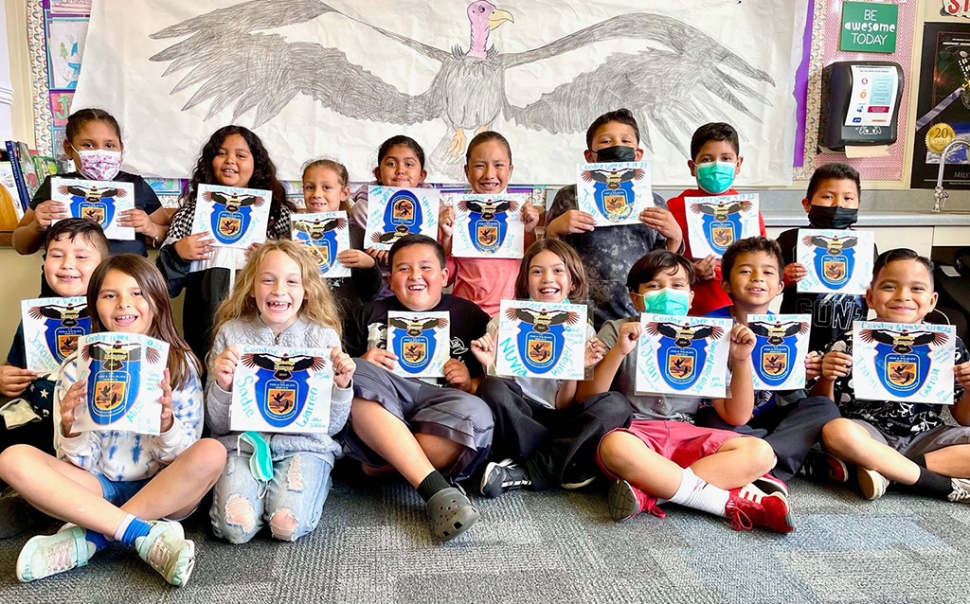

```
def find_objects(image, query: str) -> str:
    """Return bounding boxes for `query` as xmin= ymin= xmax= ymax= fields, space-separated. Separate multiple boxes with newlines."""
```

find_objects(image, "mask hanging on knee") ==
xmin=238 ymin=431 xmax=274 ymax=497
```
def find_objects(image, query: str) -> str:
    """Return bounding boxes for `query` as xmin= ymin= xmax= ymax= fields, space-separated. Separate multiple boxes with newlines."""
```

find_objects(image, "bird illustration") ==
xmin=57 ymin=185 xmax=127 ymax=202
xmin=372 ymin=224 xmax=412 ymax=244
xmin=28 ymin=303 xmax=87 ymax=328
xmin=220 ymin=218 xmax=240 ymax=235
xmin=82 ymin=340 xmax=161 ymax=371
xmin=646 ymin=322 xmax=725 ymax=347
xmin=505 ymin=307 xmax=579 ymax=333
xmin=690 ymin=200 xmax=753 ymax=221
xmin=404 ymin=343 xmax=424 ymax=362
xmin=95 ymin=383 xmax=123 ymax=410
xmin=891 ymin=364 xmax=916 ymax=384
xmin=84 ymin=208 xmax=102 ymax=220
xmin=60 ymin=336 xmax=79 ymax=353
xmin=859 ymin=329 xmax=947 ymax=355
xmin=712 ymin=230 xmax=732 ymax=246
xmin=824 ymin=264 xmax=845 ymax=280
xmin=765 ymin=355 xmax=785 ymax=374
xmin=581 ymin=167 xmax=645 ymax=190
xmin=270 ymin=390 xmax=294 ymax=413
xmin=802 ymin=235 xmax=858 ymax=255
xmin=389 ymin=317 xmax=450 ymax=336
xmin=670 ymin=357 xmax=692 ymax=377
xmin=150 ymin=0 xmax=775 ymax=178
xmin=479 ymin=228 xmax=496 ymax=245
xmin=241 ymin=352 xmax=326 ymax=380
xmin=203 ymin=190 xmax=265 ymax=212
xmin=530 ymin=342 xmax=551 ymax=362
xmin=293 ymin=217 xmax=347 ymax=240
xmin=458 ymin=198 xmax=519 ymax=220
xmin=749 ymin=321 xmax=808 ymax=345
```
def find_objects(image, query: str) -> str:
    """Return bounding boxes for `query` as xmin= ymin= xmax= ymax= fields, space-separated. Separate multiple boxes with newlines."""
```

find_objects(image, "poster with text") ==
xmin=747 ymin=313 xmax=811 ymax=391
xmin=231 ymin=345 xmax=334 ymax=433
xmin=365 ymin=186 xmax=439 ymax=252
xmin=635 ymin=314 xmax=732 ymax=398
xmin=52 ymin=177 xmax=135 ymax=240
xmin=190 ymin=184 xmax=271 ymax=248
xmin=576 ymin=161 xmax=653 ymax=226
xmin=684 ymin=194 xmax=759 ymax=258
xmin=496 ymin=300 xmax=587 ymax=380
xmin=796 ymin=229 xmax=875 ymax=295
xmin=21 ymin=296 xmax=90 ymax=374
xmin=386 ymin=311 xmax=450 ymax=379
xmin=450 ymin=193 xmax=527 ymax=259
xmin=292 ymin=211 xmax=351 ymax=278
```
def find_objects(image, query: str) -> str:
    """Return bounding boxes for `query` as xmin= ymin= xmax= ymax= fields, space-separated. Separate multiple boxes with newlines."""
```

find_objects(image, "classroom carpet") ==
xmin=0 ymin=473 xmax=967 ymax=604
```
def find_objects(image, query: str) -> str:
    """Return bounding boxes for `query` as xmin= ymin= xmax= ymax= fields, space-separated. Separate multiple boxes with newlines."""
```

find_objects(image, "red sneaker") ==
xmin=726 ymin=486 xmax=795 ymax=534
xmin=607 ymin=479 xmax=665 ymax=522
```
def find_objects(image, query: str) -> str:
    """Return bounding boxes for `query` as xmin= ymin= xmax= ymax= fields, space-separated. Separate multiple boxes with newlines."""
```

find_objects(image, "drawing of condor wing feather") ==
xmin=645 ymin=322 xmax=681 ymax=339
xmin=546 ymin=311 xmax=580 ymax=326
xmin=725 ymin=201 xmax=753 ymax=214
xmin=82 ymin=342 xmax=141 ymax=361
xmin=690 ymin=203 xmax=718 ymax=216
xmin=911 ymin=331 xmax=950 ymax=347
xmin=28 ymin=304 xmax=84 ymax=321
xmin=287 ymin=355 xmax=327 ymax=372
xmin=98 ymin=188 xmax=126 ymax=199
xmin=782 ymin=322 xmax=809 ymax=337
xmin=58 ymin=185 xmax=92 ymax=197
xmin=748 ymin=322 xmax=773 ymax=338
xmin=618 ymin=169 xmax=646 ymax=182
xmin=457 ymin=200 xmax=484 ymax=214
xmin=505 ymin=308 xmax=541 ymax=324
xmin=690 ymin=325 xmax=725 ymax=340
xmin=858 ymin=329 xmax=898 ymax=346
xmin=581 ymin=170 xmax=610 ymax=184
xmin=240 ymin=353 xmax=284 ymax=371
xmin=501 ymin=13 xmax=774 ymax=155
xmin=420 ymin=318 xmax=449 ymax=330
xmin=388 ymin=318 xmax=414 ymax=331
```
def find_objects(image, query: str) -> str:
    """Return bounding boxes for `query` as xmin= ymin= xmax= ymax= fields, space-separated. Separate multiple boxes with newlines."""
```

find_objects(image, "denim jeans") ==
xmin=210 ymin=452 xmax=333 ymax=544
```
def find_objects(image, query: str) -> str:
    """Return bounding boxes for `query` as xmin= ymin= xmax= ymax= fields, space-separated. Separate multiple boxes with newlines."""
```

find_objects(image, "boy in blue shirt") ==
xmin=697 ymin=237 xmax=840 ymax=482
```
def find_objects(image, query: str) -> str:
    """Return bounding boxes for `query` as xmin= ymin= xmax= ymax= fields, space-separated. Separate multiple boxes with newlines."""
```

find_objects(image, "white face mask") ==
xmin=71 ymin=145 xmax=123 ymax=181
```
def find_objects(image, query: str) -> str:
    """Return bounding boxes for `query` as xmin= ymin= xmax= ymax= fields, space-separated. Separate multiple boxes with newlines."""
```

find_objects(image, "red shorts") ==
xmin=596 ymin=419 xmax=743 ymax=480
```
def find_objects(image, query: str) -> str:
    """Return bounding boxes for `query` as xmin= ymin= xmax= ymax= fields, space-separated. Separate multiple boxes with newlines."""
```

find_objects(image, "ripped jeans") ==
xmin=209 ymin=452 xmax=333 ymax=544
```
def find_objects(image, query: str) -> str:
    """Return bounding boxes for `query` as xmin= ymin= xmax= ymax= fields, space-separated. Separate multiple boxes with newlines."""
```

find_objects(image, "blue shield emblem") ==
xmin=659 ymin=340 xmax=705 ymax=390
xmin=516 ymin=324 xmax=564 ymax=374
xmin=593 ymin=180 xmax=635 ymax=222
xmin=375 ymin=190 xmax=423 ymax=245
xmin=815 ymin=249 xmax=856 ymax=290
xmin=78 ymin=201 xmax=109 ymax=228
xmin=459 ymin=197 xmax=518 ymax=254
xmin=211 ymin=207 xmax=251 ymax=245
xmin=755 ymin=342 xmax=793 ymax=387
xmin=83 ymin=343 xmax=143 ymax=426
xmin=60 ymin=184 xmax=125 ymax=229
xmin=702 ymin=215 xmax=741 ymax=255
xmin=875 ymin=346 xmax=929 ymax=397
xmin=396 ymin=334 xmax=434 ymax=373
xmin=28 ymin=302 xmax=91 ymax=363
xmin=241 ymin=352 xmax=323 ymax=428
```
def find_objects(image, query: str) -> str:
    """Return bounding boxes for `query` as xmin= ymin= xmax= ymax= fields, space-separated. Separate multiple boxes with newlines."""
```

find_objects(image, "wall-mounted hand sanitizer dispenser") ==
xmin=820 ymin=61 xmax=904 ymax=151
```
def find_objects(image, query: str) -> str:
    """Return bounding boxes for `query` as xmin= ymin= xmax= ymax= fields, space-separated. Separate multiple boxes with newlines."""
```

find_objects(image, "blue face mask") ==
xmin=695 ymin=161 xmax=737 ymax=194
xmin=238 ymin=431 xmax=273 ymax=496
xmin=639 ymin=288 xmax=690 ymax=316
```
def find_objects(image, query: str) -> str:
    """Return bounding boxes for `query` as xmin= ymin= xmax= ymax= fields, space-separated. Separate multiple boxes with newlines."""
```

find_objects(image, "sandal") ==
xmin=426 ymin=486 xmax=480 ymax=541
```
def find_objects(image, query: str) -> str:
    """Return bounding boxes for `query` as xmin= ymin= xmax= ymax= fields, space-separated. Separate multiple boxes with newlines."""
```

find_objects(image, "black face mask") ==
xmin=595 ymin=145 xmax=636 ymax=163
xmin=808 ymin=205 xmax=858 ymax=230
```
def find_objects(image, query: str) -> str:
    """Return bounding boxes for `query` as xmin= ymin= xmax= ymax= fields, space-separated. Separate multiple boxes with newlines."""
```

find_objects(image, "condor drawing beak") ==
xmin=488 ymin=8 xmax=514 ymax=30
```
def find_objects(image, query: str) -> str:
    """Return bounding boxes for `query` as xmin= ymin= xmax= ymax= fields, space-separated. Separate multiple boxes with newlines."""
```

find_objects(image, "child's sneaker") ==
xmin=750 ymin=474 xmax=789 ymax=498
xmin=948 ymin=478 xmax=970 ymax=502
xmin=16 ymin=525 xmax=91 ymax=582
xmin=856 ymin=467 xmax=889 ymax=500
xmin=725 ymin=486 xmax=795 ymax=533
xmin=798 ymin=450 xmax=849 ymax=483
xmin=134 ymin=521 xmax=195 ymax=587
xmin=607 ymin=479 xmax=664 ymax=522
xmin=479 ymin=459 xmax=533 ymax=498
xmin=426 ymin=486 xmax=480 ymax=541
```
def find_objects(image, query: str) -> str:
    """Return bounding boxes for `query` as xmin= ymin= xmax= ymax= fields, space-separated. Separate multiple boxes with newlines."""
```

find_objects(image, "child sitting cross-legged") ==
xmin=814 ymin=249 xmax=970 ymax=502
xmin=582 ymin=250 xmax=794 ymax=532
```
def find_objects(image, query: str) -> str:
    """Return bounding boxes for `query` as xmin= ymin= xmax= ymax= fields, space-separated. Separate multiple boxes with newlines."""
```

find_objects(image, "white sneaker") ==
xmin=16 ymin=525 xmax=91 ymax=582
xmin=949 ymin=478 xmax=970 ymax=502
xmin=134 ymin=521 xmax=196 ymax=587
xmin=857 ymin=467 xmax=889 ymax=500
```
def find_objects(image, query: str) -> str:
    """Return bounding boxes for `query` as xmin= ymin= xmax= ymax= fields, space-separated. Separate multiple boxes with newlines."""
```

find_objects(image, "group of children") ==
xmin=0 ymin=105 xmax=968 ymax=588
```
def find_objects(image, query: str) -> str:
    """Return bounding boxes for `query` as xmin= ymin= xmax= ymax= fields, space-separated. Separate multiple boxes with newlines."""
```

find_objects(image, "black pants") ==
xmin=694 ymin=395 xmax=840 ymax=482
xmin=477 ymin=377 xmax=633 ymax=490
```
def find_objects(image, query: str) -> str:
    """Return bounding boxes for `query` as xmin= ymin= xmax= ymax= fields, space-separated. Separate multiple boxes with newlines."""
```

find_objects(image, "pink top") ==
xmin=448 ymin=257 xmax=521 ymax=317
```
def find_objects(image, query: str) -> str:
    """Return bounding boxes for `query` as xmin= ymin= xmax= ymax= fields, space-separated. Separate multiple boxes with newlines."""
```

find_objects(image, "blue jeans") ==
xmin=209 ymin=452 xmax=332 ymax=544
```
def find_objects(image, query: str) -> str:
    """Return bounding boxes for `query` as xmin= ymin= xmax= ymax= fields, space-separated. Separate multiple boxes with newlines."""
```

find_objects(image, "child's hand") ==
xmin=783 ymin=262 xmax=807 ymax=287
xmin=522 ymin=201 xmax=540 ymax=234
xmin=213 ymin=346 xmax=240 ymax=391
xmin=955 ymin=361 xmax=970 ymax=390
xmin=337 ymin=249 xmax=376 ymax=269
xmin=638 ymin=207 xmax=682 ymax=241
xmin=158 ymin=368 xmax=175 ymax=434
xmin=33 ymin=200 xmax=69 ymax=230
xmin=470 ymin=333 xmax=497 ymax=370
xmin=615 ymin=321 xmax=642 ymax=357
xmin=60 ymin=380 xmax=86 ymax=438
xmin=0 ymin=365 xmax=38 ymax=398
xmin=361 ymin=347 xmax=397 ymax=371
xmin=693 ymin=255 xmax=717 ymax=282
xmin=729 ymin=324 xmax=756 ymax=362
xmin=546 ymin=210 xmax=596 ymax=238
xmin=439 ymin=205 xmax=455 ymax=239
xmin=585 ymin=336 xmax=606 ymax=367
xmin=805 ymin=351 xmax=822 ymax=381
xmin=365 ymin=247 xmax=389 ymax=267
xmin=444 ymin=358 xmax=472 ymax=392
xmin=331 ymin=347 xmax=356 ymax=389
xmin=175 ymin=232 xmax=216 ymax=261
xmin=820 ymin=351 xmax=852 ymax=381
xmin=245 ymin=242 xmax=262 ymax=262
xmin=118 ymin=208 xmax=153 ymax=235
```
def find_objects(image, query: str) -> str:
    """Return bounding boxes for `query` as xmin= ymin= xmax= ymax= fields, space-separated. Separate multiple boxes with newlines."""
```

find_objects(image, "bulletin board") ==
xmin=22 ymin=0 xmax=921 ymax=188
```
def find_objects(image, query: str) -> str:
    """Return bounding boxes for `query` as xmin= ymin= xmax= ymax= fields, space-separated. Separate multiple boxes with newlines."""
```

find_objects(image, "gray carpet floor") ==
xmin=1 ymin=475 xmax=967 ymax=604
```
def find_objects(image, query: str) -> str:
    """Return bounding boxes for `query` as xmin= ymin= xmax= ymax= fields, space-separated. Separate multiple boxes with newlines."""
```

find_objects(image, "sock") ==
xmin=896 ymin=466 xmax=952 ymax=500
xmin=84 ymin=529 xmax=110 ymax=556
xmin=667 ymin=467 xmax=731 ymax=517
xmin=417 ymin=471 xmax=450 ymax=502
xmin=114 ymin=514 xmax=152 ymax=547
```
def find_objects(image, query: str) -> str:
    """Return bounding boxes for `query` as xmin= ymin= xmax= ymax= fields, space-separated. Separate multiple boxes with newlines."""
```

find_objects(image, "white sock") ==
xmin=113 ymin=514 xmax=137 ymax=542
xmin=667 ymin=467 xmax=730 ymax=518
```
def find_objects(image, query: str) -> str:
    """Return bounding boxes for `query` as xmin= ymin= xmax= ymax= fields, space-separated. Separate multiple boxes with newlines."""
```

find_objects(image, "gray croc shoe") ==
xmin=426 ymin=487 xmax=480 ymax=541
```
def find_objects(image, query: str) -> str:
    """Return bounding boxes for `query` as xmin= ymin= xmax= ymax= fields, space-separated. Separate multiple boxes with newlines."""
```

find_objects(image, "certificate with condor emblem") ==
xmin=449 ymin=193 xmax=527 ymax=259
xmin=496 ymin=300 xmax=587 ymax=380
xmin=231 ymin=345 xmax=334 ymax=433
xmin=291 ymin=211 xmax=351 ymax=278
xmin=190 ymin=184 xmax=271 ymax=249
xmin=73 ymin=332 xmax=169 ymax=435
xmin=797 ymin=229 xmax=875 ymax=295
xmin=685 ymin=194 xmax=759 ymax=258
xmin=747 ymin=314 xmax=811 ymax=391
xmin=52 ymin=177 xmax=135 ymax=240
xmin=576 ymin=161 xmax=653 ymax=226
xmin=386 ymin=311 xmax=450 ymax=379
xmin=635 ymin=314 xmax=732 ymax=398
xmin=21 ymin=296 xmax=91 ymax=374
xmin=365 ymin=186 xmax=438 ymax=251
xmin=852 ymin=321 xmax=956 ymax=405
